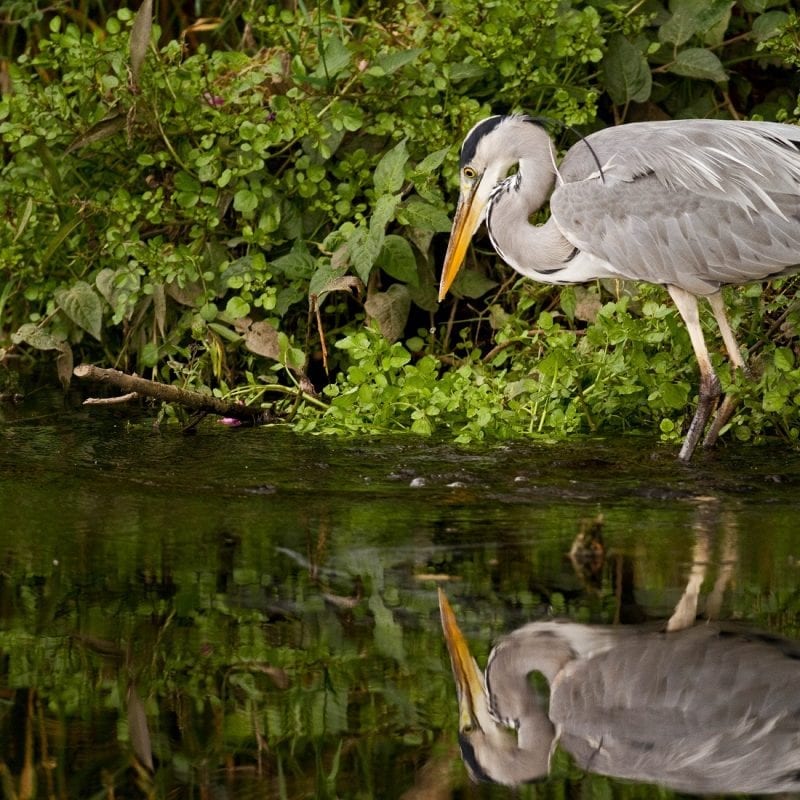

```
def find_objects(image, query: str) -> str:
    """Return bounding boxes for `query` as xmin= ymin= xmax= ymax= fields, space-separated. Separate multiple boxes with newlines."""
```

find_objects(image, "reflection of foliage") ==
xmin=1 ymin=503 xmax=799 ymax=798
xmin=0 ymin=554 xmax=458 ymax=797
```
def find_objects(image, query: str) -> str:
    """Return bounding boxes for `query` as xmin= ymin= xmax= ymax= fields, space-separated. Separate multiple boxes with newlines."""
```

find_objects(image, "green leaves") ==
xmin=375 ymin=236 xmax=417 ymax=287
xmin=774 ymin=347 xmax=795 ymax=373
xmin=369 ymin=48 xmax=424 ymax=76
xmin=398 ymin=198 xmax=451 ymax=233
xmin=56 ymin=281 xmax=104 ymax=340
xmin=602 ymin=35 xmax=651 ymax=105
xmin=2 ymin=0 xmax=799 ymax=446
xmin=233 ymin=188 xmax=259 ymax=215
xmin=601 ymin=0 xmax=744 ymax=110
xmin=349 ymin=190 xmax=405 ymax=283
xmin=11 ymin=323 xmax=66 ymax=352
xmin=174 ymin=171 xmax=203 ymax=208
xmin=11 ymin=323 xmax=74 ymax=389
xmin=373 ymin=138 xmax=409 ymax=196
xmin=669 ymin=48 xmax=727 ymax=83
xmin=313 ymin=35 xmax=351 ymax=80
xmin=658 ymin=0 xmax=732 ymax=47
xmin=364 ymin=284 xmax=412 ymax=342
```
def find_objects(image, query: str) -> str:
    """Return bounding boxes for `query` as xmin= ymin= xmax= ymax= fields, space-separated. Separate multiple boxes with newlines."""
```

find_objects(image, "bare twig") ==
xmin=82 ymin=392 xmax=139 ymax=406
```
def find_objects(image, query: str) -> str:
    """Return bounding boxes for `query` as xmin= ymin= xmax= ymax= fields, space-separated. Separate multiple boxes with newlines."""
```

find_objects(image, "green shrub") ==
xmin=1 ymin=1 xmax=799 ymax=445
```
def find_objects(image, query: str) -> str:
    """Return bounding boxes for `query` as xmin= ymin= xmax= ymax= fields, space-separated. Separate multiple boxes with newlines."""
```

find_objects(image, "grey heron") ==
xmin=438 ymin=116 xmax=800 ymax=461
xmin=438 ymin=587 xmax=800 ymax=793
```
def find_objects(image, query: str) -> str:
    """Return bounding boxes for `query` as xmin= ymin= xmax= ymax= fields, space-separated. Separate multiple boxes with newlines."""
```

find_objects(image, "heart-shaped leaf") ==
xmin=56 ymin=281 xmax=103 ymax=340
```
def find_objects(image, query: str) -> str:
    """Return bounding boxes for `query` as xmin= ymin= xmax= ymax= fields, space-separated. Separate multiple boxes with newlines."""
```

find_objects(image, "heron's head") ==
xmin=438 ymin=115 xmax=551 ymax=300
xmin=438 ymin=588 xmax=552 ymax=785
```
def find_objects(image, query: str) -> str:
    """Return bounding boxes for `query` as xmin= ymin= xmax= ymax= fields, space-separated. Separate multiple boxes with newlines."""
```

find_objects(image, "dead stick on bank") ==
xmin=73 ymin=364 xmax=268 ymax=422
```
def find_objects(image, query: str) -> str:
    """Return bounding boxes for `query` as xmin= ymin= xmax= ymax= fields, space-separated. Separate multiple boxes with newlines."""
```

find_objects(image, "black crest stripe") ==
xmin=461 ymin=116 xmax=504 ymax=167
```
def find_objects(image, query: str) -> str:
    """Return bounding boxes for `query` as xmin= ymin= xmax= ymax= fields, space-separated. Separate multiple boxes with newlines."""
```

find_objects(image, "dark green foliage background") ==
xmin=1 ymin=0 xmax=800 ymax=445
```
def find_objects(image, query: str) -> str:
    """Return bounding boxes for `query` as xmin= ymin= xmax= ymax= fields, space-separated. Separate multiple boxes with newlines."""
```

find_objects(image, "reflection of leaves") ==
xmin=368 ymin=593 xmax=405 ymax=664
xmin=5 ymin=485 xmax=800 ymax=799
xmin=127 ymin=684 xmax=154 ymax=774
xmin=310 ymin=688 xmax=348 ymax=738
xmin=228 ymin=662 xmax=290 ymax=691
xmin=72 ymin=633 xmax=124 ymax=660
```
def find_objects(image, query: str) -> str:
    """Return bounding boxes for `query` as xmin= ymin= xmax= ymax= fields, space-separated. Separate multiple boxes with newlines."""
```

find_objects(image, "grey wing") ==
xmin=550 ymin=626 xmax=800 ymax=794
xmin=551 ymin=120 xmax=800 ymax=295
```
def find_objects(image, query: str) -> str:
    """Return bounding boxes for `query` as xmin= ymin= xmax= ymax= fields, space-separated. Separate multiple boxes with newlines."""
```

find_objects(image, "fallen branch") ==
xmin=73 ymin=364 xmax=269 ymax=422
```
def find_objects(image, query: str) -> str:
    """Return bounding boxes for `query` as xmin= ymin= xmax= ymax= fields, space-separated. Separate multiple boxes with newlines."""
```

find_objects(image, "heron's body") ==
xmin=438 ymin=590 xmax=800 ymax=793
xmin=505 ymin=622 xmax=800 ymax=794
xmin=439 ymin=116 xmax=800 ymax=460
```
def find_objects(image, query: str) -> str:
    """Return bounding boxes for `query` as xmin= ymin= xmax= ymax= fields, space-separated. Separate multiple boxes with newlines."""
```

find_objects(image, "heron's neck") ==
xmin=519 ymin=155 xmax=558 ymax=212
xmin=487 ymin=156 xmax=575 ymax=277
xmin=487 ymin=628 xmax=579 ymax=748
xmin=475 ymin=668 xmax=554 ymax=784
xmin=480 ymin=734 xmax=553 ymax=786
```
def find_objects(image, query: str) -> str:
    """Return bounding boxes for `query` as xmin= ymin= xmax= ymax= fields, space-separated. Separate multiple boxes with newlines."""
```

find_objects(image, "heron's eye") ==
xmin=463 ymin=166 xmax=477 ymax=180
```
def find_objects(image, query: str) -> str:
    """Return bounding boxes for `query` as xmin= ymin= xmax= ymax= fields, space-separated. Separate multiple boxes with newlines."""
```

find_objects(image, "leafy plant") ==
xmin=1 ymin=0 xmax=799 ymax=446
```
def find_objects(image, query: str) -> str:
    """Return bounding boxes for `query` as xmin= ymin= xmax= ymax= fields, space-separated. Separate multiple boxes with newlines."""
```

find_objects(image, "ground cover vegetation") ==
xmin=1 ymin=0 xmax=800 ymax=446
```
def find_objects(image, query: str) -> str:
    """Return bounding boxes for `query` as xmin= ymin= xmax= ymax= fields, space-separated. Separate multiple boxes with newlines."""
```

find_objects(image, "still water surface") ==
xmin=2 ymin=394 xmax=800 ymax=798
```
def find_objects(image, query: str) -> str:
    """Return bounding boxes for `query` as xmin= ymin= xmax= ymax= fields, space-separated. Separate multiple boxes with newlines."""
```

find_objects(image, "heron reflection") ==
xmin=439 ymin=587 xmax=800 ymax=793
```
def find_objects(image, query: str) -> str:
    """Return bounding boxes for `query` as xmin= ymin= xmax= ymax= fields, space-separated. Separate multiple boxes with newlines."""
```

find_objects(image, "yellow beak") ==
xmin=438 ymin=587 xmax=485 ymax=731
xmin=438 ymin=182 xmax=486 ymax=301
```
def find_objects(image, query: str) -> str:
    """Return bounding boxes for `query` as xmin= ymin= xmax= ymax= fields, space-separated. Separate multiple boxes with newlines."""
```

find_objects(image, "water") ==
xmin=2 ymin=393 xmax=800 ymax=798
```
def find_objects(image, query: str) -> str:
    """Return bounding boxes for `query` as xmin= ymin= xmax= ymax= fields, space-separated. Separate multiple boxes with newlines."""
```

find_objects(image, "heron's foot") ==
xmin=678 ymin=401 xmax=715 ymax=462
xmin=678 ymin=373 xmax=721 ymax=463
xmin=703 ymin=394 xmax=739 ymax=450
xmin=666 ymin=587 xmax=700 ymax=631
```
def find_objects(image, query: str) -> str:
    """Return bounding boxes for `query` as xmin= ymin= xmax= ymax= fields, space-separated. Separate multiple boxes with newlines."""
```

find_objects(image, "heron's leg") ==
xmin=705 ymin=511 xmax=738 ymax=620
xmin=667 ymin=285 xmax=721 ymax=462
xmin=666 ymin=514 xmax=709 ymax=631
xmin=703 ymin=292 xmax=747 ymax=449
xmin=706 ymin=292 xmax=747 ymax=372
